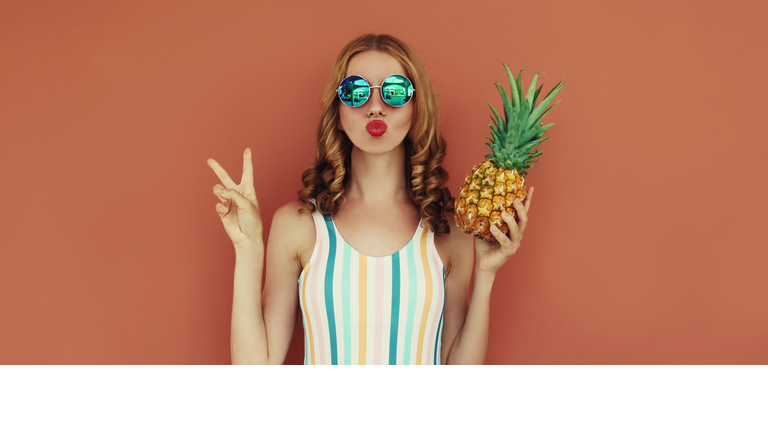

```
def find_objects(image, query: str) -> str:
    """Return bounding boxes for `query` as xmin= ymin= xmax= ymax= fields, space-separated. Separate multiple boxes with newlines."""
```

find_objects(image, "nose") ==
xmin=367 ymin=88 xmax=385 ymax=117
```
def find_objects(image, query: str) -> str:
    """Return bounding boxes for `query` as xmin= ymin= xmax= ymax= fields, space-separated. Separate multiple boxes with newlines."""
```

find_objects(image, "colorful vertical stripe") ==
xmin=322 ymin=216 xmax=339 ymax=365
xmin=300 ymin=261 xmax=314 ymax=365
xmin=298 ymin=204 xmax=446 ymax=365
xmin=358 ymin=254 xmax=367 ymax=364
xmin=388 ymin=252 xmax=400 ymax=365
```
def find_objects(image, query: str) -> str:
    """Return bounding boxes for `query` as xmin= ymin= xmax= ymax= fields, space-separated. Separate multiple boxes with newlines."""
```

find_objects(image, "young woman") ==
xmin=207 ymin=34 xmax=533 ymax=365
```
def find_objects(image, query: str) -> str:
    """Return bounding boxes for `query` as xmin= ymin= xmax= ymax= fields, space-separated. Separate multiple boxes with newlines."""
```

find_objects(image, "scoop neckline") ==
xmin=327 ymin=215 xmax=422 ymax=259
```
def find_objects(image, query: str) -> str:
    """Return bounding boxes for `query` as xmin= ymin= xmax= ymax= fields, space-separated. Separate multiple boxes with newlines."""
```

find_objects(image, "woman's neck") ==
xmin=346 ymin=144 xmax=409 ymax=204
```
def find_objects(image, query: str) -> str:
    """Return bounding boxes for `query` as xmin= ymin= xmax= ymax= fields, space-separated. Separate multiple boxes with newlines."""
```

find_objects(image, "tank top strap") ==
xmin=307 ymin=198 xmax=325 ymax=226
xmin=306 ymin=198 xmax=337 ymax=265
xmin=310 ymin=198 xmax=337 ymax=228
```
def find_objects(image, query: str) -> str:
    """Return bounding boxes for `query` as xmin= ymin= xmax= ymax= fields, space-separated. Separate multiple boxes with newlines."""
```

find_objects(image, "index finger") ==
xmin=240 ymin=148 xmax=254 ymax=186
xmin=524 ymin=187 xmax=534 ymax=213
xmin=206 ymin=158 xmax=237 ymax=189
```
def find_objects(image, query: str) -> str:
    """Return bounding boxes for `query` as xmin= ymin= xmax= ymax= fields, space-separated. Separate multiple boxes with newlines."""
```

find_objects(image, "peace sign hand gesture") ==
xmin=207 ymin=148 xmax=263 ymax=248
xmin=474 ymin=187 xmax=534 ymax=277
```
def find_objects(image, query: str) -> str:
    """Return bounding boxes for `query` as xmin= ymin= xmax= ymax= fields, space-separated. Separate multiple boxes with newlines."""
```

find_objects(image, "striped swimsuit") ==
xmin=298 ymin=204 xmax=446 ymax=365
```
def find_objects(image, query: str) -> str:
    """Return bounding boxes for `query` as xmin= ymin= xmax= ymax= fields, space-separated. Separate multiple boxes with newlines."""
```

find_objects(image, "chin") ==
xmin=353 ymin=133 xmax=406 ymax=154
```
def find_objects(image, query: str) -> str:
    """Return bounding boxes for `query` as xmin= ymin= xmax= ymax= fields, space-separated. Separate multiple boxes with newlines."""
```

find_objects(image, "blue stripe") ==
xmin=323 ymin=216 xmax=339 ymax=365
xmin=388 ymin=252 xmax=401 ymax=365
xmin=433 ymin=267 xmax=446 ymax=365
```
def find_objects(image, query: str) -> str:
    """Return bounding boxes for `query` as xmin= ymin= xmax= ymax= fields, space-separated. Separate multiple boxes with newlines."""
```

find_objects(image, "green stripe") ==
xmin=342 ymin=242 xmax=352 ymax=365
xmin=403 ymin=233 xmax=418 ymax=365
xmin=388 ymin=252 xmax=401 ymax=365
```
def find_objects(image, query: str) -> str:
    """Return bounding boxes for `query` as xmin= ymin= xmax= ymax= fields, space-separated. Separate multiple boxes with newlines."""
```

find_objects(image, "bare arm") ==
xmin=208 ymin=149 xmax=311 ymax=365
xmin=444 ymin=189 xmax=535 ymax=365
xmin=260 ymin=202 xmax=314 ymax=364
xmin=230 ymin=243 xmax=268 ymax=364
xmin=438 ymin=225 xmax=474 ymax=365
xmin=230 ymin=204 xmax=311 ymax=365
xmin=446 ymin=269 xmax=493 ymax=365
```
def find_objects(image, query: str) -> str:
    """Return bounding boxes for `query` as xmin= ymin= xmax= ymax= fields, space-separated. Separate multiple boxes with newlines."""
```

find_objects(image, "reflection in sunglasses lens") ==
xmin=383 ymin=75 xmax=413 ymax=107
xmin=339 ymin=76 xmax=369 ymax=107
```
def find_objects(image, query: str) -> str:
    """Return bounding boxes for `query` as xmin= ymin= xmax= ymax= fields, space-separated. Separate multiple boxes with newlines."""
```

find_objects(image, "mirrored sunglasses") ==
xmin=337 ymin=74 xmax=415 ymax=108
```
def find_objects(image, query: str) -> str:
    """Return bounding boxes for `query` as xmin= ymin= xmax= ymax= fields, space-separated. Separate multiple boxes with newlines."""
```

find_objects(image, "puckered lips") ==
xmin=366 ymin=120 xmax=387 ymax=137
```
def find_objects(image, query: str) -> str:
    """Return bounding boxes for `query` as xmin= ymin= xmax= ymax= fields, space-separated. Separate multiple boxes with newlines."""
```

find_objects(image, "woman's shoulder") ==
xmin=270 ymin=201 xmax=316 ymax=268
xmin=272 ymin=200 xmax=315 ymax=231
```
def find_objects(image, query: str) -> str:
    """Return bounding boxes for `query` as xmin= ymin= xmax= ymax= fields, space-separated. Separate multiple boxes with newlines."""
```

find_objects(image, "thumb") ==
xmin=218 ymin=188 xmax=252 ymax=210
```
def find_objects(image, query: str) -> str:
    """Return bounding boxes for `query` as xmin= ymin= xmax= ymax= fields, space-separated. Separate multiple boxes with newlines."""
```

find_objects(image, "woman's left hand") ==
xmin=474 ymin=187 xmax=534 ymax=276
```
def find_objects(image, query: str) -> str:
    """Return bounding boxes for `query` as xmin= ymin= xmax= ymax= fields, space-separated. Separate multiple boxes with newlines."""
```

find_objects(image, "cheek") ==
xmin=398 ymin=107 xmax=414 ymax=130
xmin=338 ymin=107 xmax=354 ymax=131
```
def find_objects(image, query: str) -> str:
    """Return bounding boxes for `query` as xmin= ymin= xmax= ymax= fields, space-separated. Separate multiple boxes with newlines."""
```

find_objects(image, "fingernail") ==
xmin=502 ymin=211 xmax=509 ymax=217
xmin=514 ymin=199 xmax=521 ymax=205
xmin=218 ymin=188 xmax=226 ymax=194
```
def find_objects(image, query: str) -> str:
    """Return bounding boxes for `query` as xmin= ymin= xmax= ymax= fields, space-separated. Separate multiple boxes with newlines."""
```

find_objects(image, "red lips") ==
xmin=366 ymin=120 xmax=387 ymax=137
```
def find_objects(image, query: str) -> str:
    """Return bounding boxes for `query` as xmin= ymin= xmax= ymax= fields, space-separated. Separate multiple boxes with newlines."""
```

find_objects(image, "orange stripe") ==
xmin=301 ymin=262 xmax=315 ymax=365
xmin=358 ymin=254 xmax=367 ymax=365
xmin=416 ymin=228 xmax=433 ymax=365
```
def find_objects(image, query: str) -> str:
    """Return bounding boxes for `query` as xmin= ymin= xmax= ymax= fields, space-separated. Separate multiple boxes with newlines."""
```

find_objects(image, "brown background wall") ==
xmin=1 ymin=0 xmax=766 ymax=364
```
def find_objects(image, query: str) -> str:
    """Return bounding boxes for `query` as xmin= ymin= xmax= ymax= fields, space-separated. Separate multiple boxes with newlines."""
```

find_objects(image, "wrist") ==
xmin=474 ymin=260 xmax=499 ymax=280
xmin=475 ymin=270 xmax=496 ymax=283
xmin=473 ymin=267 xmax=496 ymax=295
xmin=234 ymin=239 xmax=264 ymax=255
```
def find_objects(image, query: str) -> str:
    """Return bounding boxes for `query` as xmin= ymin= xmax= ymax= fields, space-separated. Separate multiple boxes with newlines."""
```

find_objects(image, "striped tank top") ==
xmin=298 ymin=203 xmax=446 ymax=365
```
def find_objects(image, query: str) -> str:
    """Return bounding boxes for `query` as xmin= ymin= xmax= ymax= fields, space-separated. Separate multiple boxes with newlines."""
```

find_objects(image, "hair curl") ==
xmin=298 ymin=34 xmax=454 ymax=235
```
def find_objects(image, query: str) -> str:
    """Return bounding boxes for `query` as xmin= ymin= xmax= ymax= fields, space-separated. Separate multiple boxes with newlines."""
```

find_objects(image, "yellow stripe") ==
xmin=301 ymin=262 xmax=315 ymax=365
xmin=358 ymin=254 xmax=367 ymax=365
xmin=416 ymin=228 xmax=432 ymax=365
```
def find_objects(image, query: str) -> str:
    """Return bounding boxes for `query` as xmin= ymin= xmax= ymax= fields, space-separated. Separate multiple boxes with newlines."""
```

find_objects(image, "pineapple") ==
xmin=455 ymin=65 xmax=564 ymax=241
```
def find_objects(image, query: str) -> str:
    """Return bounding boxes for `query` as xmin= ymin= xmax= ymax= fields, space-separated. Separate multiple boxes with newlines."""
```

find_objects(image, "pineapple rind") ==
xmin=455 ymin=161 xmax=526 ymax=242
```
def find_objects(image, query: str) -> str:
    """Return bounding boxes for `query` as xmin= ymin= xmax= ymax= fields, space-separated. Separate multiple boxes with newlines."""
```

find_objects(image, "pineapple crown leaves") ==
xmin=484 ymin=64 xmax=564 ymax=174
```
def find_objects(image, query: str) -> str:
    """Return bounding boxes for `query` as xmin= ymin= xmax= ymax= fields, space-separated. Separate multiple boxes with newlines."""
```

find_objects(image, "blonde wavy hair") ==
xmin=298 ymin=33 xmax=454 ymax=235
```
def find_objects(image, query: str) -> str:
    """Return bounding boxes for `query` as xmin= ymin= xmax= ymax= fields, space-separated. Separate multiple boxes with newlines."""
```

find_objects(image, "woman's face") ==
xmin=337 ymin=50 xmax=414 ymax=155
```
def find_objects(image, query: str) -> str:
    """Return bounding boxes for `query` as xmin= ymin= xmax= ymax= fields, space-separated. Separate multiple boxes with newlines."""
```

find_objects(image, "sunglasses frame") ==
xmin=337 ymin=74 xmax=416 ymax=108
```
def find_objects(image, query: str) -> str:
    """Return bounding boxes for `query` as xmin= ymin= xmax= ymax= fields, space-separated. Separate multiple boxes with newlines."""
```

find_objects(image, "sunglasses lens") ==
xmin=338 ymin=75 xmax=370 ymax=107
xmin=382 ymin=75 xmax=414 ymax=107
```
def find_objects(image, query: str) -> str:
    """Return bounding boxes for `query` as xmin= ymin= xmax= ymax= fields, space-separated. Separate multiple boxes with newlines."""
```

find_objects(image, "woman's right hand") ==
xmin=207 ymin=148 xmax=263 ymax=248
